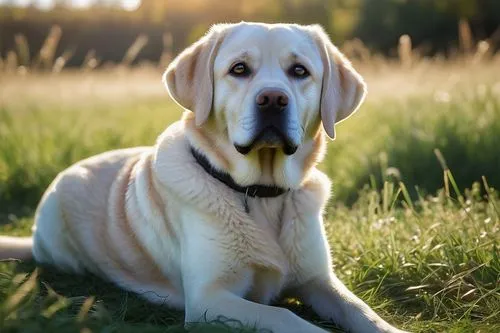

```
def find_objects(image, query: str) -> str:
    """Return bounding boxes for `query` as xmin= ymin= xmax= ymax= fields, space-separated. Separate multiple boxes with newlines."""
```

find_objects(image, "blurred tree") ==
xmin=354 ymin=0 xmax=500 ymax=55
xmin=329 ymin=0 xmax=362 ymax=41
xmin=137 ymin=0 xmax=168 ymax=23
xmin=0 ymin=0 xmax=499 ymax=65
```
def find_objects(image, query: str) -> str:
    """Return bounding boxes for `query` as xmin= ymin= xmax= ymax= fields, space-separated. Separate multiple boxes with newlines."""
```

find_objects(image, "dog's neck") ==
xmin=190 ymin=146 xmax=288 ymax=198
xmin=182 ymin=111 xmax=326 ymax=191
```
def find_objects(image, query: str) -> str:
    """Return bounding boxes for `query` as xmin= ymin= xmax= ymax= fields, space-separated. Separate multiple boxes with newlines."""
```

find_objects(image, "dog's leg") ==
xmin=288 ymin=223 xmax=409 ymax=333
xmin=186 ymin=289 xmax=327 ymax=333
xmin=179 ymin=210 xmax=326 ymax=333
xmin=281 ymin=192 xmax=409 ymax=333
xmin=297 ymin=276 xmax=409 ymax=333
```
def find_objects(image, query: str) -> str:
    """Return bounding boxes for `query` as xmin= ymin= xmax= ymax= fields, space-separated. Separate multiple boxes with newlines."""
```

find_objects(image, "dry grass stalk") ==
xmin=5 ymin=51 xmax=18 ymax=73
xmin=342 ymin=38 xmax=371 ymax=63
xmin=472 ymin=40 xmax=491 ymax=64
xmin=158 ymin=32 xmax=173 ymax=68
xmin=398 ymin=34 xmax=413 ymax=68
xmin=121 ymin=34 xmax=149 ymax=67
xmin=36 ymin=25 xmax=62 ymax=70
xmin=14 ymin=34 xmax=30 ymax=67
xmin=81 ymin=49 xmax=99 ymax=71
xmin=52 ymin=48 xmax=75 ymax=73
xmin=3 ymin=271 xmax=39 ymax=315
xmin=17 ymin=66 xmax=28 ymax=76
xmin=458 ymin=18 xmax=473 ymax=57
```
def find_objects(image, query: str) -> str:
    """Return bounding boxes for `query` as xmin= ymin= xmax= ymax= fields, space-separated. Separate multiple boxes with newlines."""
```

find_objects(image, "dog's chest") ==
xmin=243 ymin=197 xmax=291 ymax=303
xmin=247 ymin=197 xmax=284 ymax=239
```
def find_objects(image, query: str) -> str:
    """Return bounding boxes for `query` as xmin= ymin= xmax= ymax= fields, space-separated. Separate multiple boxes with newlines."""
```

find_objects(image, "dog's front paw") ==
xmin=374 ymin=322 xmax=410 ymax=333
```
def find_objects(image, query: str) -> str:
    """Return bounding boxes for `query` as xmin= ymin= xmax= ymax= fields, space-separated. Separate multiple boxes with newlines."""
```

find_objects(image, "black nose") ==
xmin=255 ymin=88 xmax=289 ymax=111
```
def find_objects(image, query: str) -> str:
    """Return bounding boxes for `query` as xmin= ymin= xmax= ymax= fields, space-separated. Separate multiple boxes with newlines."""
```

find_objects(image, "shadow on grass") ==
xmin=1 ymin=261 xmax=345 ymax=333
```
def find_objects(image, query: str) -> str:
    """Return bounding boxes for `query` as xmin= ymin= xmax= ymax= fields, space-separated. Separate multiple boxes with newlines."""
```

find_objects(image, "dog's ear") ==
xmin=309 ymin=25 xmax=367 ymax=139
xmin=163 ymin=26 xmax=226 ymax=127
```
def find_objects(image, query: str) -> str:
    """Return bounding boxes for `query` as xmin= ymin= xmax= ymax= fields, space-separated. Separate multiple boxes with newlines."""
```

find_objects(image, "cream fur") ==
xmin=3 ymin=22 xmax=408 ymax=333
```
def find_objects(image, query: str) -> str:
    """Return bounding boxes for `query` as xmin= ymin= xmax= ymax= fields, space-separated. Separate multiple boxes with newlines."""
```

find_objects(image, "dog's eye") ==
xmin=289 ymin=64 xmax=309 ymax=78
xmin=229 ymin=62 xmax=251 ymax=77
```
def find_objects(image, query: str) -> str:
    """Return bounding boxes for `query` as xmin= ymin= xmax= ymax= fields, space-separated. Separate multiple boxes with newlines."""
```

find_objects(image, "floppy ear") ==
xmin=310 ymin=26 xmax=367 ymax=139
xmin=163 ymin=26 xmax=225 ymax=127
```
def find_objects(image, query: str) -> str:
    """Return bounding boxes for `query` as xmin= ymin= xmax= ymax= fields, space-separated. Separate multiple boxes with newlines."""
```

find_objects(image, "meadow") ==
xmin=0 ymin=57 xmax=499 ymax=332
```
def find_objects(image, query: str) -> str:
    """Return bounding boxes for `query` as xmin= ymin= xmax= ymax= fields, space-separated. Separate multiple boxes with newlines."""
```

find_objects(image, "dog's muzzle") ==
xmin=234 ymin=88 xmax=298 ymax=155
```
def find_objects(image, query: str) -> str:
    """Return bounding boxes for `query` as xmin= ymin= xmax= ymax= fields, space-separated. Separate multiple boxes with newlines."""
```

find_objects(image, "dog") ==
xmin=0 ymin=22 xmax=408 ymax=333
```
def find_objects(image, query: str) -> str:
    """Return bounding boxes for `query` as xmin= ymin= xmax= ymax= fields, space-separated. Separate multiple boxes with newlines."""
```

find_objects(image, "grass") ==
xmin=1 ymin=62 xmax=500 ymax=332
xmin=328 ymin=84 xmax=500 ymax=203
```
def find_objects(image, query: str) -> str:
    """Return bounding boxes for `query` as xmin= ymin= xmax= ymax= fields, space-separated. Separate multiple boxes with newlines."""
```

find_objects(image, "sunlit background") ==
xmin=1 ymin=0 xmax=499 ymax=67
xmin=0 ymin=0 xmax=141 ymax=10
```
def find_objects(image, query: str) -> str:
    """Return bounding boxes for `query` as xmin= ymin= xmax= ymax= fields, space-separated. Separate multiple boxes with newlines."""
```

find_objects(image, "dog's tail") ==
xmin=0 ymin=236 xmax=33 ymax=261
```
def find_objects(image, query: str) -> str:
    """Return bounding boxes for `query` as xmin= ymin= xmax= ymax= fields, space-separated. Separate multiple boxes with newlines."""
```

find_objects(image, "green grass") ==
xmin=326 ymin=85 xmax=500 ymax=203
xmin=0 ymin=70 xmax=499 ymax=332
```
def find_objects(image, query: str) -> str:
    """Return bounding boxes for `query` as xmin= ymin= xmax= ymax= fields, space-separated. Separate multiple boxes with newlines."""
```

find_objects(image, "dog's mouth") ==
xmin=234 ymin=126 xmax=298 ymax=155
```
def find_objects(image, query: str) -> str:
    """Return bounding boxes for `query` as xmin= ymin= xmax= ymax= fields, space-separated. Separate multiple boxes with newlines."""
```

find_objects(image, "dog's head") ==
xmin=164 ymin=22 xmax=366 ymax=188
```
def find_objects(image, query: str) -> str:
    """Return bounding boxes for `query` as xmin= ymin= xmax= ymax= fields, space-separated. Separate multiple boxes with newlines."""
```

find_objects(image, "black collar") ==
xmin=190 ymin=146 xmax=288 ymax=198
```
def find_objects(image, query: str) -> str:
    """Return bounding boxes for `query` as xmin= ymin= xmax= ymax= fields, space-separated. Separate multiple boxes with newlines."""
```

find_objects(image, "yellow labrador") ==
xmin=0 ymin=23 xmax=408 ymax=333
